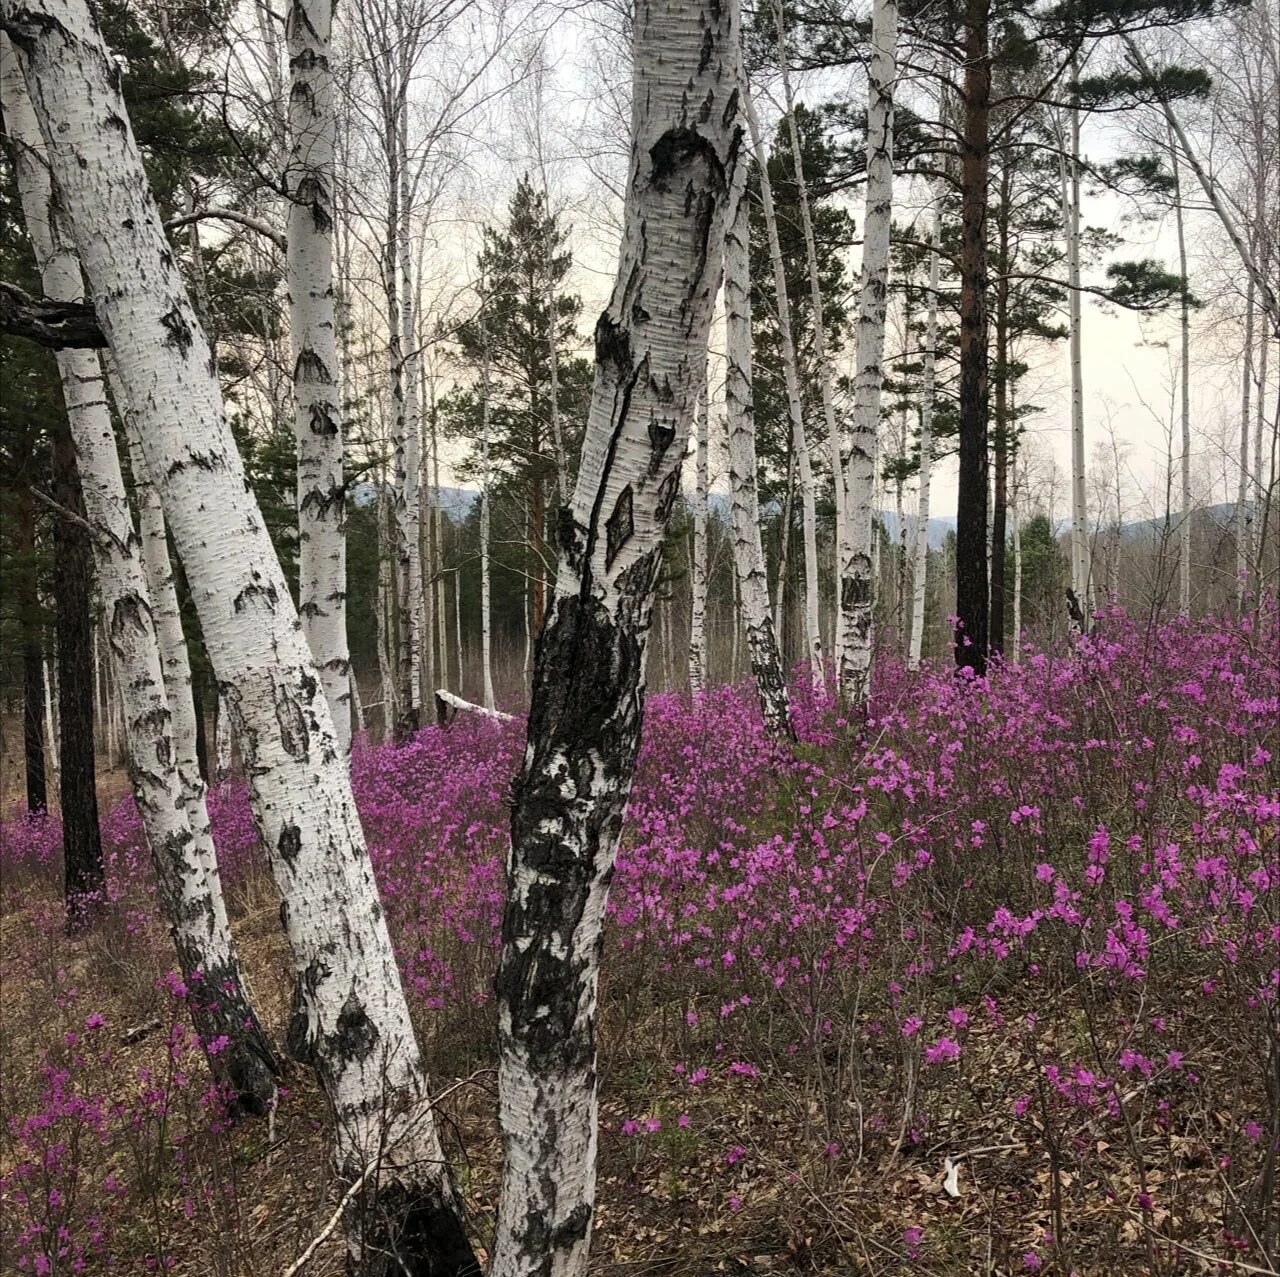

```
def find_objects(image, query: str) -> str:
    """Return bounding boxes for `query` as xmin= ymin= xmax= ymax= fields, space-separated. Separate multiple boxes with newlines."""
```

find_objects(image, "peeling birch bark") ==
xmin=1 ymin=34 xmax=276 ymax=1113
xmin=491 ymin=1 xmax=744 ymax=1270
xmin=287 ymin=0 xmax=350 ymax=753
xmin=5 ymin=6 xmax=477 ymax=1268
xmin=836 ymin=0 xmax=898 ymax=703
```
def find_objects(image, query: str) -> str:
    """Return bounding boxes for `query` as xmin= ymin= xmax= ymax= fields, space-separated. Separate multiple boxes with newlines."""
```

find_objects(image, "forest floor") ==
xmin=1 ymin=607 xmax=1277 ymax=1275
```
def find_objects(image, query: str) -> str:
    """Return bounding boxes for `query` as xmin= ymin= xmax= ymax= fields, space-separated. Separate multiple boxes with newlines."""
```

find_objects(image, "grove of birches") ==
xmin=0 ymin=0 xmax=1276 ymax=1269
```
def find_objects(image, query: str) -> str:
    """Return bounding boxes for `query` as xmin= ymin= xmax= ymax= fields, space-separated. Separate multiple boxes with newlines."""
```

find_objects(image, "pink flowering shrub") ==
xmin=1 ymin=603 xmax=1276 ymax=1270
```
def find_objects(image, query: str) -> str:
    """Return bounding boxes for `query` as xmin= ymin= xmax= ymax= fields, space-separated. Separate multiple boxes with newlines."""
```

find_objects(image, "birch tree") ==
xmin=689 ymin=383 xmax=709 ymax=694
xmin=836 ymin=0 xmax=898 ymax=703
xmin=287 ymin=0 xmax=350 ymax=752
xmin=744 ymin=88 xmax=822 ymax=680
xmin=1057 ymin=84 xmax=1091 ymax=629
xmin=5 ymin=4 xmax=478 ymax=1266
xmin=908 ymin=202 xmax=941 ymax=671
xmin=725 ymin=136 xmax=793 ymax=739
xmin=1 ymin=34 xmax=277 ymax=1113
xmin=491 ymin=0 xmax=743 ymax=1268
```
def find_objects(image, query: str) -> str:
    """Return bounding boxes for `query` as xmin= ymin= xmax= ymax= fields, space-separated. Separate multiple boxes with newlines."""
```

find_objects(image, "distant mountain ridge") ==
xmin=353 ymin=484 xmax=1250 ymax=552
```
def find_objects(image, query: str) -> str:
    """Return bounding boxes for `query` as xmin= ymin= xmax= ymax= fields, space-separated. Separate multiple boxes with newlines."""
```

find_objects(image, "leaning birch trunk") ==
xmin=1170 ymin=130 xmax=1192 ymax=619
xmin=1123 ymin=37 xmax=1280 ymax=338
xmin=287 ymin=0 xmax=350 ymax=754
xmin=908 ymin=202 xmax=940 ymax=671
xmin=775 ymin=0 xmax=848 ymax=658
xmin=1236 ymin=277 xmax=1254 ymax=605
xmin=479 ymin=293 xmax=497 ymax=713
xmin=1058 ymin=89 xmax=1090 ymax=630
xmin=1011 ymin=451 xmax=1023 ymax=664
xmin=744 ymin=87 xmax=822 ymax=681
xmin=398 ymin=99 xmax=425 ymax=730
xmin=689 ymin=383 xmax=710 ymax=694
xmin=1 ymin=35 xmax=277 ymax=1114
xmin=836 ymin=0 xmax=898 ymax=703
xmin=724 ymin=130 xmax=792 ymax=741
xmin=490 ymin=2 xmax=743 ymax=1270
xmin=7 ymin=8 xmax=478 ymax=1269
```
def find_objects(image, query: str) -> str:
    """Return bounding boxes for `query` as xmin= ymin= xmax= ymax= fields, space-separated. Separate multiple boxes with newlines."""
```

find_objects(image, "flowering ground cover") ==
xmin=2 ymin=605 xmax=1276 ymax=1274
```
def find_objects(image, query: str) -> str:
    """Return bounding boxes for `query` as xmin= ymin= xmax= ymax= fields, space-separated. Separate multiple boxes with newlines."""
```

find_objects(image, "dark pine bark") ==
xmin=52 ymin=413 xmax=103 ymax=924
xmin=954 ymin=0 xmax=991 ymax=676
xmin=17 ymin=484 xmax=48 ymax=813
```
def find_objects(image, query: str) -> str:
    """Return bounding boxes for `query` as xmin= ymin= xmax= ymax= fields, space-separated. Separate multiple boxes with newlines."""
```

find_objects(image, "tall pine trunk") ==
xmin=288 ymin=0 xmax=350 ymax=752
xmin=491 ymin=0 xmax=742 ymax=1268
xmin=837 ymin=0 xmax=898 ymax=702
xmin=51 ymin=405 xmax=101 ymax=923
xmin=7 ymin=7 xmax=478 ymax=1267
xmin=954 ymin=0 xmax=991 ymax=674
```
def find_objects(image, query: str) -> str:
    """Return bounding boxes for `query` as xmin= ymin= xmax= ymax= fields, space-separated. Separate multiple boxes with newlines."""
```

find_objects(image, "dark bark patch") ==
xmin=356 ymin=1176 xmax=480 ymax=1277
xmin=159 ymin=304 xmax=194 ymax=358
xmin=232 ymin=578 xmax=279 ymax=613
xmin=648 ymin=126 xmax=724 ymax=193
xmin=646 ymin=413 xmax=675 ymax=467
xmin=329 ymin=989 xmax=378 ymax=1064
xmin=605 ymin=485 xmax=633 ymax=569
xmin=276 ymin=822 xmax=302 ymax=867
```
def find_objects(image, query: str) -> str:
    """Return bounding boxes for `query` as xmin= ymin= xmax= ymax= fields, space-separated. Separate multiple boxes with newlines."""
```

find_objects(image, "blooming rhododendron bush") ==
xmin=2 ymin=606 xmax=1277 ymax=1273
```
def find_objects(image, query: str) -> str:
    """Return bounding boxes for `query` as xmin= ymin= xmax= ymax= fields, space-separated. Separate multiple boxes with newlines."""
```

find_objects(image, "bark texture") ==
xmin=689 ymin=383 xmax=709 ymax=694
xmin=744 ymin=87 xmax=822 ymax=681
xmin=287 ymin=0 xmax=350 ymax=752
xmin=492 ymin=2 xmax=743 ymax=1270
xmin=908 ymin=203 xmax=940 ymax=671
xmin=724 ymin=152 xmax=793 ymax=739
xmin=3 ymin=35 xmax=278 ymax=1107
xmin=954 ymin=0 xmax=990 ymax=674
xmin=837 ymin=0 xmax=898 ymax=702
xmin=5 ymin=5 xmax=476 ymax=1268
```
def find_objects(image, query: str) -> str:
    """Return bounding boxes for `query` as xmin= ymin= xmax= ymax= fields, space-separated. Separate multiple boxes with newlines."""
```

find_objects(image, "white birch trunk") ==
xmin=214 ymin=690 xmax=233 ymax=778
xmin=1059 ymin=88 xmax=1090 ymax=629
xmin=689 ymin=383 xmax=709 ymax=694
xmin=6 ymin=8 xmax=477 ymax=1267
xmin=744 ymin=87 xmax=822 ymax=681
xmin=398 ymin=101 xmax=424 ymax=728
xmin=42 ymin=655 xmax=59 ymax=779
xmin=1237 ymin=277 xmax=1254 ymax=604
xmin=723 ymin=113 xmax=792 ymax=737
xmin=375 ymin=483 xmax=397 ymax=739
xmin=775 ymin=0 xmax=847 ymax=657
xmin=479 ymin=293 xmax=496 ymax=713
xmin=1012 ymin=452 xmax=1023 ymax=664
xmin=1171 ymin=131 xmax=1193 ymax=619
xmin=287 ymin=0 xmax=350 ymax=754
xmin=836 ymin=0 xmax=898 ymax=702
xmin=908 ymin=202 xmax=940 ymax=671
xmin=1 ymin=35 xmax=277 ymax=1113
xmin=491 ymin=2 xmax=743 ymax=1269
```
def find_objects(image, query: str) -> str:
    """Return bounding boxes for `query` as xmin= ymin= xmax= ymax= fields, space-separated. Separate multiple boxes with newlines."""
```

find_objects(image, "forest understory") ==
xmin=3 ymin=607 xmax=1275 ymax=1276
